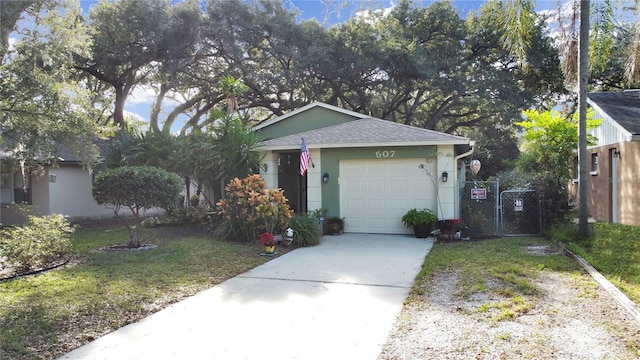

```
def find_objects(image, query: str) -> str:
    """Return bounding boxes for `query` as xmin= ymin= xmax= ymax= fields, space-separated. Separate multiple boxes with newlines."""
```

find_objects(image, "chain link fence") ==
xmin=459 ymin=181 xmax=499 ymax=237
xmin=500 ymin=190 xmax=542 ymax=236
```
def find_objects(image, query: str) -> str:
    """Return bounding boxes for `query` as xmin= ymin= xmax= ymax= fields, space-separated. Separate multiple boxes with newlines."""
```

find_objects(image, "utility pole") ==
xmin=578 ymin=0 xmax=590 ymax=237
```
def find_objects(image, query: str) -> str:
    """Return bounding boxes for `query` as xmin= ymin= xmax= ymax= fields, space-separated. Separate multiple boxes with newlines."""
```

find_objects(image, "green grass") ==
xmin=0 ymin=225 xmax=274 ymax=360
xmin=410 ymin=237 xmax=583 ymax=322
xmin=564 ymin=222 xmax=640 ymax=304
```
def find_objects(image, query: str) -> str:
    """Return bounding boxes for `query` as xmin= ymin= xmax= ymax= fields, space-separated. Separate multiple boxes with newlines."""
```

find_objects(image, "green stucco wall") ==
xmin=320 ymin=146 xmax=437 ymax=218
xmin=258 ymin=107 xmax=360 ymax=140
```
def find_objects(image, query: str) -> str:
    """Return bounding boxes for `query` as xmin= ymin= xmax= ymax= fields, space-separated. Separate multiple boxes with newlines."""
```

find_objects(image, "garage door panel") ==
xmin=340 ymin=158 xmax=436 ymax=234
xmin=345 ymin=199 xmax=364 ymax=211
xmin=368 ymin=199 xmax=385 ymax=210
xmin=368 ymin=180 xmax=385 ymax=191
xmin=345 ymin=181 xmax=363 ymax=192
xmin=390 ymin=199 xmax=410 ymax=210
xmin=390 ymin=180 xmax=410 ymax=192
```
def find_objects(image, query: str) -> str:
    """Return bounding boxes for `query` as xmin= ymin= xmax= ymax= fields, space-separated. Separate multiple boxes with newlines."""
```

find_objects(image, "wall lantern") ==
xmin=441 ymin=171 xmax=448 ymax=183
xmin=322 ymin=173 xmax=330 ymax=183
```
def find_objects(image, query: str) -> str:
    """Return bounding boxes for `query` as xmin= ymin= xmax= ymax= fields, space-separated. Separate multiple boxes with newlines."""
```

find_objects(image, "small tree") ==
xmin=92 ymin=166 xmax=182 ymax=247
xmin=515 ymin=109 xmax=600 ymax=183
xmin=510 ymin=108 xmax=601 ymax=225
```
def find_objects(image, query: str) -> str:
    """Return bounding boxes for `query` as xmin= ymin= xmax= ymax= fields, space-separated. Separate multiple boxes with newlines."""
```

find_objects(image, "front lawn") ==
xmin=0 ymin=225 xmax=275 ymax=360
xmin=566 ymin=222 xmax=640 ymax=304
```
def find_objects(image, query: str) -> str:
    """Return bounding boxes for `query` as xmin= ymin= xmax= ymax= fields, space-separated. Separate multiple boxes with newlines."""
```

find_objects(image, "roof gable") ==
xmin=253 ymin=102 xmax=368 ymax=131
xmin=259 ymin=117 xmax=470 ymax=150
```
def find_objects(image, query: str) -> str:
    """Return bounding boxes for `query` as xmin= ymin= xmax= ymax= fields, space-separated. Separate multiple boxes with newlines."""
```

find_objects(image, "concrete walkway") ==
xmin=59 ymin=234 xmax=434 ymax=360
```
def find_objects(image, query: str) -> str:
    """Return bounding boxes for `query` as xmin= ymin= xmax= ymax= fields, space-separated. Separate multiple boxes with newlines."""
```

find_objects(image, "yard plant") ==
xmin=92 ymin=166 xmax=183 ymax=247
xmin=0 ymin=214 xmax=75 ymax=273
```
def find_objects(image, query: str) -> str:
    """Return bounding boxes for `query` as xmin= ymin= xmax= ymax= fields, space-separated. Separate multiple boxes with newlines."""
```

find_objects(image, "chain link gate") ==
xmin=459 ymin=181 xmax=499 ymax=238
xmin=500 ymin=190 xmax=542 ymax=236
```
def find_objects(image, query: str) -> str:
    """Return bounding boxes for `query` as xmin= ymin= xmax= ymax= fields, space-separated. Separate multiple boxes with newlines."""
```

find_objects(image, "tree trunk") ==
xmin=127 ymin=225 xmax=141 ymax=248
xmin=127 ymin=211 xmax=142 ymax=248
xmin=578 ymin=0 xmax=590 ymax=237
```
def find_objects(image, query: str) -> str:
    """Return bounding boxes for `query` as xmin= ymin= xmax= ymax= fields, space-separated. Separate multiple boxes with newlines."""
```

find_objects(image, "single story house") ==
xmin=569 ymin=90 xmax=640 ymax=226
xmin=254 ymin=102 xmax=475 ymax=235
xmin=0 ymin=146 xmax=166 ymax=226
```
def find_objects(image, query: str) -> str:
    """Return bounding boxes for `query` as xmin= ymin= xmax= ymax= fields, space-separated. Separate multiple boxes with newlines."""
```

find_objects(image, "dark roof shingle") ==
xmin=588 ymin=91 xmax=640 ymax=135
xmin=259 ymin=117 xmax=469 ymax=149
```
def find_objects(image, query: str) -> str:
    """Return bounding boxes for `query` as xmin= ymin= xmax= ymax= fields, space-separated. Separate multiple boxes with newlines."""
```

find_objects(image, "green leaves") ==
xmin=1 ymin=0 xmax=104 ymax=168
xmin=515 ymin=108 xmax=600 ymax=181
xmin=93 ymin=166 xmax=182 ymax=211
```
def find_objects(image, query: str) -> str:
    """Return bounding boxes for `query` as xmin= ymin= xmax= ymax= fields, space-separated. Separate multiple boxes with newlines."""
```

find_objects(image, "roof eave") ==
xmin=257 ymin=140 xmax=471 ymax=151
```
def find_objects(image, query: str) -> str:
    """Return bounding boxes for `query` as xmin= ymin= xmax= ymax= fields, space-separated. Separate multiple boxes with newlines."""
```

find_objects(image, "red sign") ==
xmin=471 ymin=188 xmax=487 ymax=200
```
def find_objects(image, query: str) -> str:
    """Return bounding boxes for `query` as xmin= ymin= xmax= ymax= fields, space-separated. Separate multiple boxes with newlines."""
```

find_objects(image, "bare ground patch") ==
xmin=380 ymin=269 xmax=640 ymax=359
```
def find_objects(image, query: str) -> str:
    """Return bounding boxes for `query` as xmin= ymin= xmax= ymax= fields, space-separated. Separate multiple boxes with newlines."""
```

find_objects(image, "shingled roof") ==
xmin=259 ymin=117 xmax=470 ymax=150
xmin=588 ymin=91 xmax=640 ymax=135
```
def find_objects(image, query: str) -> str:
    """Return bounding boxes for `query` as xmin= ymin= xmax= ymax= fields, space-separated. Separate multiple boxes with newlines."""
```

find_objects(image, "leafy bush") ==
xmin=0 ymin=214 xmax=74 ymax=272
xmin=215 ymin=174 xmax=292 ymax=242
xmin=142 ymin=207 xmax=211 ymax=228
xmin=92 ymin=165 xmax=183 ymax=247
xmin=289 ymin=213 xmax=321 ymax=247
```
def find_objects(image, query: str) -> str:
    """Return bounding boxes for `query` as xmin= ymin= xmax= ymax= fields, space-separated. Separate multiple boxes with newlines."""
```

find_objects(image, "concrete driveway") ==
xmin=59 ymin=233 xmax=434 ymax=360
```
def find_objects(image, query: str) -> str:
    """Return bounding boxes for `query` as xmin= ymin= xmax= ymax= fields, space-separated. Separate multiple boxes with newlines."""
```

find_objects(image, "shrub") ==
xmin=0 ymin=214 xmax=74 ymax=272
xmin=215 ymin=174 xmax=292 ymax=242
xmin=142 ymin=207 xmax=211 ymax=228
xmin=92 ymin=165 xmax=183 ymax=247
xmin=289 ymin=213 xmax=321 ymax=247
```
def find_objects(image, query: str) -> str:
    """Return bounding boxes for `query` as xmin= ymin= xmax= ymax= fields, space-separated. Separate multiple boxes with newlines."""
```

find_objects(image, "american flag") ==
xmin=300 ymin=138 xmax=311 ymax=176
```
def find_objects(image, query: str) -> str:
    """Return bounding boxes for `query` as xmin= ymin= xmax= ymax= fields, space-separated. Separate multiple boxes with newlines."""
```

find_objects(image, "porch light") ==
xmin=322 ymin=173 xmax=330 ymax=183
xmin=441 ymin=171 xmax=448 ymax=183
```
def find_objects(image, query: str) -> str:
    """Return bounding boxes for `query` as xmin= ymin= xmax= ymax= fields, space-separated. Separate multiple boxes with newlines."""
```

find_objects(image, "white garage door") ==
xmin=339 ymin=158 xmax=436 ymax=234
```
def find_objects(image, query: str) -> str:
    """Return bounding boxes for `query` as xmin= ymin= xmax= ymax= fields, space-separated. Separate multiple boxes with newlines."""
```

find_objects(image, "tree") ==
xmin=0 ymin=0 xmax=105 ymax=170
xmin=0 ymin=0 xmax=43 ymax=57
xmin=515 ymin=108 xmax=599 ymax=182
xmin=206 ymin=112 xmax=266 ymax=200
xmin=77 ymin=0 xmax=202 ymax=129
xmin=92 ymin=166 xmax=182 ymax=247
xmin=464 ymin=126 xmax=520 ymax=180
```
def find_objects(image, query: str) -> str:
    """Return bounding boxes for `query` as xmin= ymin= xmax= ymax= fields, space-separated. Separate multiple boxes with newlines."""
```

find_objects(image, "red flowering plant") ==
xmin=259 ymin=232 xmax=276 ymax=246
xmin=438 ymin=218 xmax=465 ymax=235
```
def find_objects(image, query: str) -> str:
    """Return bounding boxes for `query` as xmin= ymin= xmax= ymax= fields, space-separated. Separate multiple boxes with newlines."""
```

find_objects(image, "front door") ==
xmin=277 ymin=152 xmax=307 ymax=214
xmin=610 ymin=148 xmax=619 ymax=223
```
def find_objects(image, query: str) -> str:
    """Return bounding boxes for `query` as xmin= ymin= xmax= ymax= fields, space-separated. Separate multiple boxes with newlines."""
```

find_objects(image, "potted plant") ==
xmin=325 ymin=216 xmax=345 ymax=235
xmin=402 ymin=208 xmax=438 ymax=238
xmin=437 ymin=218 xmax=465 ymax=241
xmin=259 ymin=232 xmax=277 ymax=255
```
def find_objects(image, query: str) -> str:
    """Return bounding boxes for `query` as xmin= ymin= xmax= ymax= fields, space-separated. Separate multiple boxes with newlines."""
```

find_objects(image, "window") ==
xmin=572 ymin=156 xmax=579 ymax=182
xmin=0 ymin=171 xmax=27 ymax=204
xmin=590 ymin=153 xmax=599 ymax=175
xmin=0 ymin=171 xmax=13 ymax=204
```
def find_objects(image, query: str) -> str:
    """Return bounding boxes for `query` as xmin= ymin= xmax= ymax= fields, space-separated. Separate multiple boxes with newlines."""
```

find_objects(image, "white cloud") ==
xmin=8 ymin=36 xmax=17 ymax=52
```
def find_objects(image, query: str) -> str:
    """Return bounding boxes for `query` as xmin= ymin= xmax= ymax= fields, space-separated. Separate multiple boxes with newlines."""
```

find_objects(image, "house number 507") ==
xmin=375 ymin=150 xmax=396 ymax=158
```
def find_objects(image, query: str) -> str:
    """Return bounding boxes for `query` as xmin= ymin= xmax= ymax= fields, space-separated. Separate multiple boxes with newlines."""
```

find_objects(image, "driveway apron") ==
xmin=59 ymin=234 xmax=434 ymax=360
